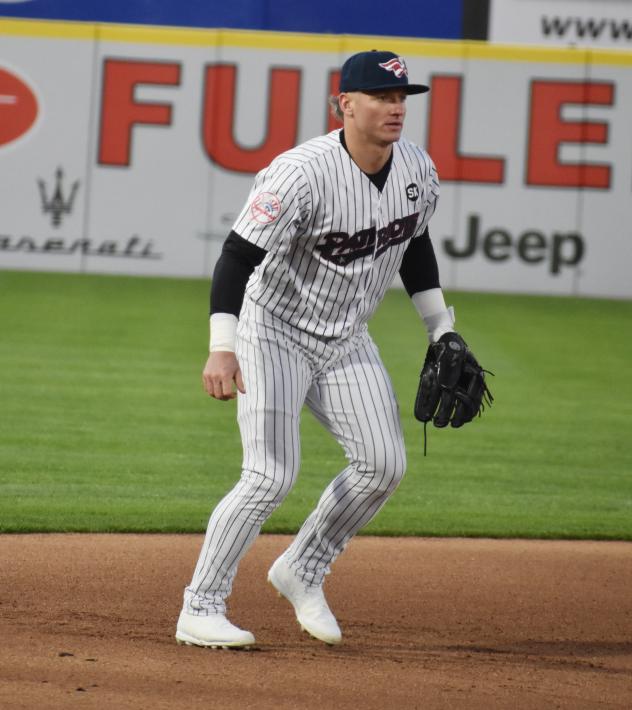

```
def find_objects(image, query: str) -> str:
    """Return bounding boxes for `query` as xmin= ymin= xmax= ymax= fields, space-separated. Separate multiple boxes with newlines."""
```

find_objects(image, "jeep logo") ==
xmin=443 ymin=214 xmax=585 ymax=275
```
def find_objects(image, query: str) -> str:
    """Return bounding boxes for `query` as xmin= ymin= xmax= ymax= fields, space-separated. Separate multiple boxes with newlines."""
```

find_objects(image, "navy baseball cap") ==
xmin=339 ymin=50 xmax=429 ymax=95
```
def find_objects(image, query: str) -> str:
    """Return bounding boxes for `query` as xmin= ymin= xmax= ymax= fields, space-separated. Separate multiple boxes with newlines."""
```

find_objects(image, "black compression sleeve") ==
xmin=399 ymin=227 xmax=441 ymax=296
xmin=209 ymin=231 xmax=267 ymax=316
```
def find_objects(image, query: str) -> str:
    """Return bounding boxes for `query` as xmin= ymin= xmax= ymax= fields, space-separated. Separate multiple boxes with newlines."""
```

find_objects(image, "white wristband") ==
xmin=209 ymin=313 xmax=238 ymax=352
xmin=411 ymin=288 xmax=455 ymax=342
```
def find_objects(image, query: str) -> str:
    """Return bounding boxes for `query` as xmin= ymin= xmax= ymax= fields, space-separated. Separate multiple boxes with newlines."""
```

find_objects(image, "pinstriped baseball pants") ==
xmin=184 ymin=300 xmax=406 ymax=615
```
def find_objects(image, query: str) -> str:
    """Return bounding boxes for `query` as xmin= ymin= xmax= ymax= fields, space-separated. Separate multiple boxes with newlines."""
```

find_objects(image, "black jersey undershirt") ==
xmin=210 ymin=131 xmax=440 ymax=316
xmin=338 ymin=129 xmax=393 ymax=192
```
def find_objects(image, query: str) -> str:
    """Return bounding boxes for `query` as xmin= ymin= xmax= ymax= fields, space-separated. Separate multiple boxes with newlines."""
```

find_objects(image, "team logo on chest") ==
xmin=250 ymin=192 xmax=281 ymax=224
xmin=405 ymin=183 xmax=419 ymax=201
xmin=315 ymin=212 xmax=419 ymax=266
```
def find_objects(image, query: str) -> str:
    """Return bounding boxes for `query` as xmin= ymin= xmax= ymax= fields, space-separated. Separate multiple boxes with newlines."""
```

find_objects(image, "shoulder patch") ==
xmin=250 ymin=192 xmax=281 ymax=224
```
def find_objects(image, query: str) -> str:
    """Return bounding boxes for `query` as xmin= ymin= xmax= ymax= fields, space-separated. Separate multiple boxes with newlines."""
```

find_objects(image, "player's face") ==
xmin=342 ymin=89 xmax=407 ymax=146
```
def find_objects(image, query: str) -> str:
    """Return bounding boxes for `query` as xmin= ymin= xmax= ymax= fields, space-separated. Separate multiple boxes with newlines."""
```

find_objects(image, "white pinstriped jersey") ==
xmin=232 ymin=129 xmax=440 ymax=338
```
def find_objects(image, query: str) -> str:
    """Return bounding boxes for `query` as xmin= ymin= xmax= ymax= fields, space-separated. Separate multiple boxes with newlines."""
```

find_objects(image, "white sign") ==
xmin=489 ymin=0 xmax=632 ymax=48
xmin=0 ymin=19 xmax=631 ymax=298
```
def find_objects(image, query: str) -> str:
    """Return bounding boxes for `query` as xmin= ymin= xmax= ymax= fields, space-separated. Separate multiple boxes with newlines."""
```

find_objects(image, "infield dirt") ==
xmin=1 ymin=534 xmax=631 ymax=709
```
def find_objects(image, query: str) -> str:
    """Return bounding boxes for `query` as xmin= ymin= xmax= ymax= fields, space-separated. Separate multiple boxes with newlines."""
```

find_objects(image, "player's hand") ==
xmin=202 ymin=351 xmax=246 ymax=401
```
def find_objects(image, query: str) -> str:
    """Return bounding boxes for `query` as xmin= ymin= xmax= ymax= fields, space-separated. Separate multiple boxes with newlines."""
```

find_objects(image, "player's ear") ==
xmin=339 ymin=92 xmax=354 ymax=117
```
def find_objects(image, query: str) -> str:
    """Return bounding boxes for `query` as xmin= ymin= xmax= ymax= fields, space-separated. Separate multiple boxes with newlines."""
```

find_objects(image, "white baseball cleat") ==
xmin=175 ymin=611 xmax=255 ymax=649
xmin=267 ymin=556 xmax=342 ymax=645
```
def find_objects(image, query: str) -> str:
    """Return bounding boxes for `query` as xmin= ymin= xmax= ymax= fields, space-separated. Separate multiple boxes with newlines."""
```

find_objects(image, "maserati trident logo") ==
xmin=37 ymin=167 xmax=80 ymax=228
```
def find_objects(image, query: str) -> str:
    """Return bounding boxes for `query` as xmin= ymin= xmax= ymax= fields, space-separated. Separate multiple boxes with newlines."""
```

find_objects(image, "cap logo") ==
xmin=378 ymin=57 xmax=408 ymax=79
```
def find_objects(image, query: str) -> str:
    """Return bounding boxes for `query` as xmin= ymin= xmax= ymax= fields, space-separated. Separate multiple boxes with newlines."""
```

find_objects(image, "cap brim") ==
xmin=343 ymin=83 xmax=430 ymax=95
xmin=404 ymin=84 xmax=430 ymax=95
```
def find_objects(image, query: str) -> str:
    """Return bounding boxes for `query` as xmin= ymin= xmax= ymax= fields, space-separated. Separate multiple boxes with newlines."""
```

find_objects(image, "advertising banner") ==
xmin=1 ymin=19 xmax=631 ymax=297
xmin=489 ymin=0 xmax=632 ymax=49
xmin=0 ymin=1 xmax=463 ymax=38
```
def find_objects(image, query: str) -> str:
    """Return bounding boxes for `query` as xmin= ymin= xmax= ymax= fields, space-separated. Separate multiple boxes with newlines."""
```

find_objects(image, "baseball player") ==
xmin=176 ymin=50 xmax=457 ymax=648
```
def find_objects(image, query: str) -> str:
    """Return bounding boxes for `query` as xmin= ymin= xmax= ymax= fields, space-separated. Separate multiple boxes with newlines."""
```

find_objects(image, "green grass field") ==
xmin=1 ymin=270 xmax=631 ymax=538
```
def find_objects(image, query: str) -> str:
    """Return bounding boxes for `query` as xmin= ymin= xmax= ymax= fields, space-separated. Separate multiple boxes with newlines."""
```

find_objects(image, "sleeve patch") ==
xmin=250 ymin=192 xmax=282 ymax=224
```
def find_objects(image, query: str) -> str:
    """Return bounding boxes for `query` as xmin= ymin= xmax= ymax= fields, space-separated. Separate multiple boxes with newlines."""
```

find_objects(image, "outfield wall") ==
xmin=1 ymin=19 xmax=631 ymax=297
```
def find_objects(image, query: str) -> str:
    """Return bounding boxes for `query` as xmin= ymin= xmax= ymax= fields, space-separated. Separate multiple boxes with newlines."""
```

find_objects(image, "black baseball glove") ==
xmin=414 ymin=332 xmax=493 ymax=451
